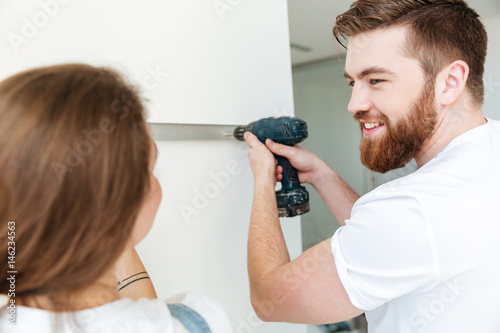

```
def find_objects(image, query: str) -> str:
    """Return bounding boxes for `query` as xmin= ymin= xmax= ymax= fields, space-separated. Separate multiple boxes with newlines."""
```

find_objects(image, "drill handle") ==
xmin=275 ymin=155 xmax=299 ymax=190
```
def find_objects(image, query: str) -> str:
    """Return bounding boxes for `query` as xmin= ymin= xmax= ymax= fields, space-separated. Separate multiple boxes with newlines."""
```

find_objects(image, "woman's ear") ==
xmin=437 ymin=60 xmax=469 ymax=106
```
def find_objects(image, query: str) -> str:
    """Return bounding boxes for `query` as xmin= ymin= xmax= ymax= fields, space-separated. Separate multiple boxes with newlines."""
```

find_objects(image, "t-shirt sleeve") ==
xmin=331 ymin=194 xmax=439 ymax=311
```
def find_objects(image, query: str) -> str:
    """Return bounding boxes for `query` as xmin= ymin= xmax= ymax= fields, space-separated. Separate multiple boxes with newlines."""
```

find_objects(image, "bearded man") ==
xmin=243 ymin=1 xmax=500 ymax=332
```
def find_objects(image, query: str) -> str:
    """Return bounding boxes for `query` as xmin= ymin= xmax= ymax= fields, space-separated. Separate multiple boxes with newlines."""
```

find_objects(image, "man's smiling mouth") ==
xmin=364 ymin=122 xmax=384 ymax=129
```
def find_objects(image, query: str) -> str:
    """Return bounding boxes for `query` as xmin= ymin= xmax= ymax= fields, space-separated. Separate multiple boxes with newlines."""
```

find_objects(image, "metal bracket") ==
xmin=148 ymin=123 xmax=239 ymax=141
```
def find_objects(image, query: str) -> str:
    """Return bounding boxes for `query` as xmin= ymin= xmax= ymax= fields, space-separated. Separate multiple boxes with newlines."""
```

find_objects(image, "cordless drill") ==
xmin=232 ymin=116 xmax=310 ymax=218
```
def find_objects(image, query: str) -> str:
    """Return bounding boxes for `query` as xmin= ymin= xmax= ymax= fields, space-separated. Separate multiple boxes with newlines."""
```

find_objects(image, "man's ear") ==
xmin=437 ymin=60 xmax=469 ymax=106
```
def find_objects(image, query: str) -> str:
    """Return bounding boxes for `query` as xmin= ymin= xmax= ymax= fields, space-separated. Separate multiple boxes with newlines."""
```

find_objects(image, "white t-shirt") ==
xmin=332 ymin=119 xmax=500 ymax=332
xmin=0 ymin=292 xmax=233 ymax=333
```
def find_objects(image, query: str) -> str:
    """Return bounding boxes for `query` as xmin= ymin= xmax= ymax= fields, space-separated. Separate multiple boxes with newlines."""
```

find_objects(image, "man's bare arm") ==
xmin=245 ymin=132 xmax=363 ymax=323
xmin=310 ymin=165 xmax=360 ymax=226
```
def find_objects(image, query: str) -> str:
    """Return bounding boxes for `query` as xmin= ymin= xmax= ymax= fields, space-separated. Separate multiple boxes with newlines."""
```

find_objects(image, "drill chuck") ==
xmin=233 ymin=124 xmax=253 ymax=141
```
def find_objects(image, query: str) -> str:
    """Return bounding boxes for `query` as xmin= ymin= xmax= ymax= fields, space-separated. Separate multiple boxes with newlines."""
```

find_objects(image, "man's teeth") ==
xmin=364 ymin=122 xmax=382 ymax=129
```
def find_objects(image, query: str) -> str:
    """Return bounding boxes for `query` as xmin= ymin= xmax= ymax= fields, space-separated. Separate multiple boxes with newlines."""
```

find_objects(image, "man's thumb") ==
xmin=244 ymin=132 xmax=262 ymax=147
xmin=265 ymin=139 xmax=294 ymax=158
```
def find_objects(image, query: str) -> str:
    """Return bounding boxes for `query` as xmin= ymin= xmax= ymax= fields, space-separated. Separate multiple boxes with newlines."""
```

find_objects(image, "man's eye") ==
xmin=347 ymin=81 xmax=355 ymax=88
xmin=370 ymin=79 xmax=385 ymax=85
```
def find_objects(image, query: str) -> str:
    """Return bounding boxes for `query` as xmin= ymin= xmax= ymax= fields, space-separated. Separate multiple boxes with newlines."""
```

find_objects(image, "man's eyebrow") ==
xmin=344 ymin=66 xmax=395 ymax=80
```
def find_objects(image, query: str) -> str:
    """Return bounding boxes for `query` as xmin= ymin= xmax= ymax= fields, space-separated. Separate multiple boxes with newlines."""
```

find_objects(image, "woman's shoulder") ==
xmin=0 ymin=293 xmax=232 ymax=333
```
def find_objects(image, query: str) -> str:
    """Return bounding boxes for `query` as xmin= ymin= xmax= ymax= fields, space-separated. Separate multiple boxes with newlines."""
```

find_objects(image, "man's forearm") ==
xmin=247 ymin=178 xmax=290 ymax=307
xmin=311 ymin=166 xmax=359 ymax=226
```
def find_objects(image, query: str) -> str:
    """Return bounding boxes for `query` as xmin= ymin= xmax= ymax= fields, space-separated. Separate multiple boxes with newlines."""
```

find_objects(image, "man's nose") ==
xmin=347 ymin=84 xmax=371 ymax=115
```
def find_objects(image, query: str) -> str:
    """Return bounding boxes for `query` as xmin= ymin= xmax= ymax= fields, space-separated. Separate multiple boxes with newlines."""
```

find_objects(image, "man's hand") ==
xmin=243 ymin=130 xmax=328 ymax=187
xmin=245 ymin=133 xmax=359 ymax=226
xmin=263 ymin=137 xmax=328 ymax=187
xmin=244 ymin=132 xmax=278 ymax=186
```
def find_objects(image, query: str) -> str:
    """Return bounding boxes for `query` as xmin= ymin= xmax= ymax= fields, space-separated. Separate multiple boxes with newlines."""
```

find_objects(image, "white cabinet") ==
xmin=1 ymin=0 xmax=294 ymax=124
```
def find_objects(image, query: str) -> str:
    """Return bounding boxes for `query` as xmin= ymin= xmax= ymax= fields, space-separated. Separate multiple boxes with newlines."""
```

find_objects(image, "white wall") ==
xmin=484 ymin=15 xmax=500 ymax=120
xmin=1 ymin=1 xmax=306 ymax=332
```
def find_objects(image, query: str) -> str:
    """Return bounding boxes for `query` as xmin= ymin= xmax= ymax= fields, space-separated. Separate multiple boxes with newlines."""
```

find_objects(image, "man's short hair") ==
xmin=333 ymin=0 xmax=488 ymax=106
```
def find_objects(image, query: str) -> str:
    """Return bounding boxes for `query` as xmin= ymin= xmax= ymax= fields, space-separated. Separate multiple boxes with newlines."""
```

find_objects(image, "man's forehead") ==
xmin=344 ymin=27 xmax=414 ymax=77
xmin=346 ymin=26 xmax=408 ymax=55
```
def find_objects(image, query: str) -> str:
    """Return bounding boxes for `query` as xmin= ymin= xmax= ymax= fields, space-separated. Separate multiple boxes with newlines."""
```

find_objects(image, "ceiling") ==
xmin=288 ymin=0 xmax=500 ymax=66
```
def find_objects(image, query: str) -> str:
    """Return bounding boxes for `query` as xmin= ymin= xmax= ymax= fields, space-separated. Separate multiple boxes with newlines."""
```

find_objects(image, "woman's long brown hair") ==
xmin=0 ymin=64 xmax=151 ymax=309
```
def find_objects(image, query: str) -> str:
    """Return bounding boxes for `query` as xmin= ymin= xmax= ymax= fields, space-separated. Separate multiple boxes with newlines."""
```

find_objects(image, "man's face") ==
xmin=344 ymin=27 xmax=439 ymax=173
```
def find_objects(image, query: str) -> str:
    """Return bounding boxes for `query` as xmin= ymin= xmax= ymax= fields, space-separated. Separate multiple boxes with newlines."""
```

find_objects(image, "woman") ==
xmin=0 ymin=64 xmax=232 ymax=332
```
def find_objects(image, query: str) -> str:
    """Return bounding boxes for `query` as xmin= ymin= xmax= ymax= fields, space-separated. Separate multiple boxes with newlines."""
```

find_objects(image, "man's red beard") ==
xmin=354 ymin=80 xmax=439 ymax=174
